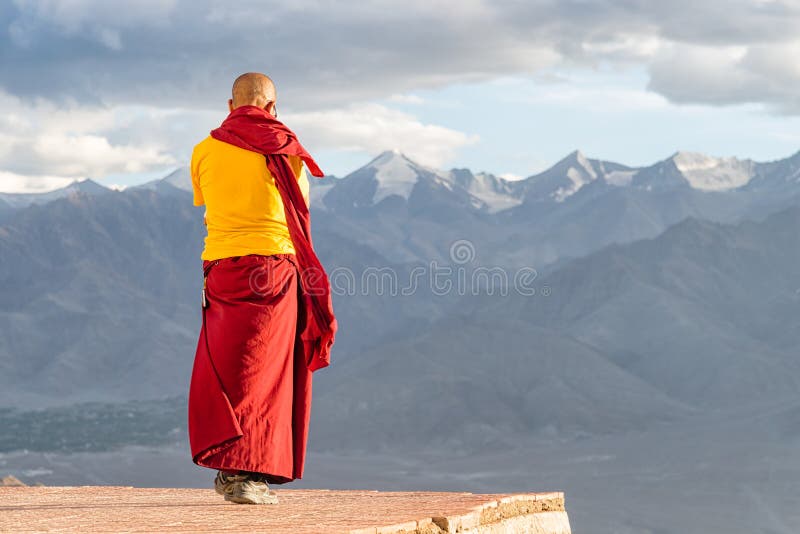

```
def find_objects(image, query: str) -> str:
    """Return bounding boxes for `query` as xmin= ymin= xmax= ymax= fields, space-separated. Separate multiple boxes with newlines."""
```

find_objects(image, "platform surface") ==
xmin=0 ymin=486 xmax=571 ymax=533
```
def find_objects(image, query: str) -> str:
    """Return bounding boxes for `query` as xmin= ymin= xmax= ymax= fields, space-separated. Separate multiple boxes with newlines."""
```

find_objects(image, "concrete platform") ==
xmin=0 ymin=486 xmax=571 ymax=533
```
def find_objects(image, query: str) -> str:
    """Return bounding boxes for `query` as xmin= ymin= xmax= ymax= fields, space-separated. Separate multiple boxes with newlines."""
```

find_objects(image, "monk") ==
xmin=187 ymin=72 xmax=336 ymax=505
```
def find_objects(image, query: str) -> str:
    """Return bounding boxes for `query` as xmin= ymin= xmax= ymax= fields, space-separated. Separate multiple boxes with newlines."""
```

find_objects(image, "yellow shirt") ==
xmin=190 ymin=135 xmax=310 ymax=261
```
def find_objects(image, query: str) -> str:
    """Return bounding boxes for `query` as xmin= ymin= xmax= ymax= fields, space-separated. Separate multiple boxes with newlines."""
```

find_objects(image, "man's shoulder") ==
xmin=192 ymin=136 xmax=240 ymax=164
xmin=192 ymin=135 xmax=215 ymax=154
xmin=194 ymin=135 xmax=260 ymax=158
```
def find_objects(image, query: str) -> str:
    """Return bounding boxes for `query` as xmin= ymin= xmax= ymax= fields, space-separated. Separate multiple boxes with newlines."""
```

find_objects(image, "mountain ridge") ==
xmin=4 ymin=147 xmax=800 ymax=211
xmin=0 ymin=179 xmax=112 ymax=209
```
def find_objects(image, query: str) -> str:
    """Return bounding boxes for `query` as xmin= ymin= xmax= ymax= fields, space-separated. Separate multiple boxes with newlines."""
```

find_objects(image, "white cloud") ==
xmin=285 ymin=104 xmax=478 ymax=168
xmin=0 ymin=171 xmax=73 ymax=193
xmin=580 ymin=33 xmax=665 ymax=61
xmin=0 ymin=91 xmax=179 ymax=190
xmin=32 ymin=133 xmax=175 ymax=176
xmin=648 ymin=41 xmax=800 ymax=112
xmin=0 ymin=90 xmax=475 ymax=192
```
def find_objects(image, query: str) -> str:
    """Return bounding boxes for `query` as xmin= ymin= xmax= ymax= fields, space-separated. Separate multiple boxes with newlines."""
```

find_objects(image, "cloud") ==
xmin=2 ymin=0 xmax=800 ymax=191
xmin=0 ymin=171 xmax=74 ymax=193
xmin=31 ymin=133 xmax=175 ymax=176
xmin=285 ymin=103 xmax=478 ymax=168
xmin=0 ymin=0 xmax=556 ymax=109
xmin=0 ymin=91 xmax=178 ymax=187
xmin=0 ymin=89 xmax=476 ymax=191
xmin=648 ymin=40 xmax=800 ymax=113
xmin=2 ymin=1 xmax=798 ymax=113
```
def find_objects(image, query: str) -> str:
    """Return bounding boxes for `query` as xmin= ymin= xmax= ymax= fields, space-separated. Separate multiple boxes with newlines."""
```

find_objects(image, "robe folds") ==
xmin=187 ymin=106 xmax=336 ymax=483
xmin=188 ymin=254 xmax=311 ymax=484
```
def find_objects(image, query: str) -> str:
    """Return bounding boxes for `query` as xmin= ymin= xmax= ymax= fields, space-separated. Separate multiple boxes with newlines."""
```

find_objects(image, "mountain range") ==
xmin=1 ymin=147 xmax=799 ymax=408
xmin=311 ymin=149 xmax=800 ymax=273
xmin=7 ymin=146 xmax=798 ymax=216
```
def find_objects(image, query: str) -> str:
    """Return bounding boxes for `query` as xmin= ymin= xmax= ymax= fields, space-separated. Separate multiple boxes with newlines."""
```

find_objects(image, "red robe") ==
xmin=188 ymin=106 xmax=336 ymax=483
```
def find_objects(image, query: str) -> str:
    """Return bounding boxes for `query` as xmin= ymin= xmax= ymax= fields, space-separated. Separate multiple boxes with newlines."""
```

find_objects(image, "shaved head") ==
xmin=230 ymin=72 xmax=277 ymax=110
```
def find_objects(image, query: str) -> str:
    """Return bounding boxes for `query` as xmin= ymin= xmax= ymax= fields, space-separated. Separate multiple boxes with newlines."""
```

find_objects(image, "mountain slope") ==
xmin=312 ymin=314 xmax=692 ymax=453
xmin=311 ymin=205 xmax=800 ymax=453
xmin=519 ymin=150 xmax=633 ymax=202
xmin=447 ymin=168 xmax=523 ymax=213
xmin=0 ymin=189 xmax=205 ymax=405
xmin=136 ymin=168 xmax=192 ymax=195
xmin=483 ymin=206 xmax=800 ymax=408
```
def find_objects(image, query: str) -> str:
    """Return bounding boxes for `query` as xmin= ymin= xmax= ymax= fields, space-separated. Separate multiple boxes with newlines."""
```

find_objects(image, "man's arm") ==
xmin=190 ymin=146 xmax=207 ymax=225
xmin=290 ymin=155 xmax=310 ymax=208
xmin=190 ymin=146 xmax=205 ymax=208
xmin=298 ymin=164 xmax=310 ymax=208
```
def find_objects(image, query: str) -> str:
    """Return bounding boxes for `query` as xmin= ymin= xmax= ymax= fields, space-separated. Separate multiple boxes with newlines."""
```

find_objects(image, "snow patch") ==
xmin=371 ymin=151 xmax=422 ymax=203
xmin=459 ymin=172 xmax=523 ymax=213
xmin=673 ymin=152 xmax=754 ymax=191
xmin=574 ymin=151 xmax=598 ymax=180
xmin=605 ymin=170 xmax=635 ymax=187
xmin=552 ymin=166 xmax=591 ymax=202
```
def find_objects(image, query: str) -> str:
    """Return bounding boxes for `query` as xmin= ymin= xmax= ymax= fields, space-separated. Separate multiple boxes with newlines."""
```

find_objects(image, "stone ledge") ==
xmin=0 ymin=486 xmax=571 ymax=533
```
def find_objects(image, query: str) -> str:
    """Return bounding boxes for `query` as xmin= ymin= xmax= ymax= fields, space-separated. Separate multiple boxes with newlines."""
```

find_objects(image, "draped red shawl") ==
xmin=210 ymin=105 xmax=336 ymax=371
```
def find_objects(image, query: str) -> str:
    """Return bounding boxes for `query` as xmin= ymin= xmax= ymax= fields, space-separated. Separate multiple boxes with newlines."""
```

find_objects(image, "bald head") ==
xmin=229 ymin=72 xmax=277 ymax=113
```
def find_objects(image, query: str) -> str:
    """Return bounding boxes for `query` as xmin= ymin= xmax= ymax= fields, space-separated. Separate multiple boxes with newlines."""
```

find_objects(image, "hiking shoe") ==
xmin=224 ymin=473 xmax=279 ymax=505
xmin=214 ymin=470 xmax=240 ymax=497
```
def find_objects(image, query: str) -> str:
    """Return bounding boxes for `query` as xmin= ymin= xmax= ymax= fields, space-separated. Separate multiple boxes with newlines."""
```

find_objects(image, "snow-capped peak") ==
xmin=369 ymin=149 xmax=408 ymax=165
xmin=673 ymin=151 xmax=720 ymax=172
xmin=551 ymin=150 xmax=600 ymax=201
xmin=523 ymin=150 xmax=603 ymax=202
xmin=364 ymin=150 xmax=434 ymax=203
xmin=671 ymin=151 xmax=755 ymax=191
xmin=568 ymin=150 xmax=597 ymax=178
xmin=367 ymin=150 xmax=433 ymax=172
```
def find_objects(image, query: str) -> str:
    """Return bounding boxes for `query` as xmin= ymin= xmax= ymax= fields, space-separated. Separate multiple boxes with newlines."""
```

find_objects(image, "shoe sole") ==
xmin=224 ymin=491 xmax=279 ymax=505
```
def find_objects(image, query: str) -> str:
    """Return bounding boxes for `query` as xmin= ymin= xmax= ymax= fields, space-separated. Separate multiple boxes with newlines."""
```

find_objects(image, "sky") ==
xmin=1 ymin=0 xmax=800 ymax=192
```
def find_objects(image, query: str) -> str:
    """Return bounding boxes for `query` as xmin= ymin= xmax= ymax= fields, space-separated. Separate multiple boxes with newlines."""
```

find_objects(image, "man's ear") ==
xmin=228 ymin=99 xmax=234 ymax=112
xmin=266 ymin=101 xmax=276 ymax=115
